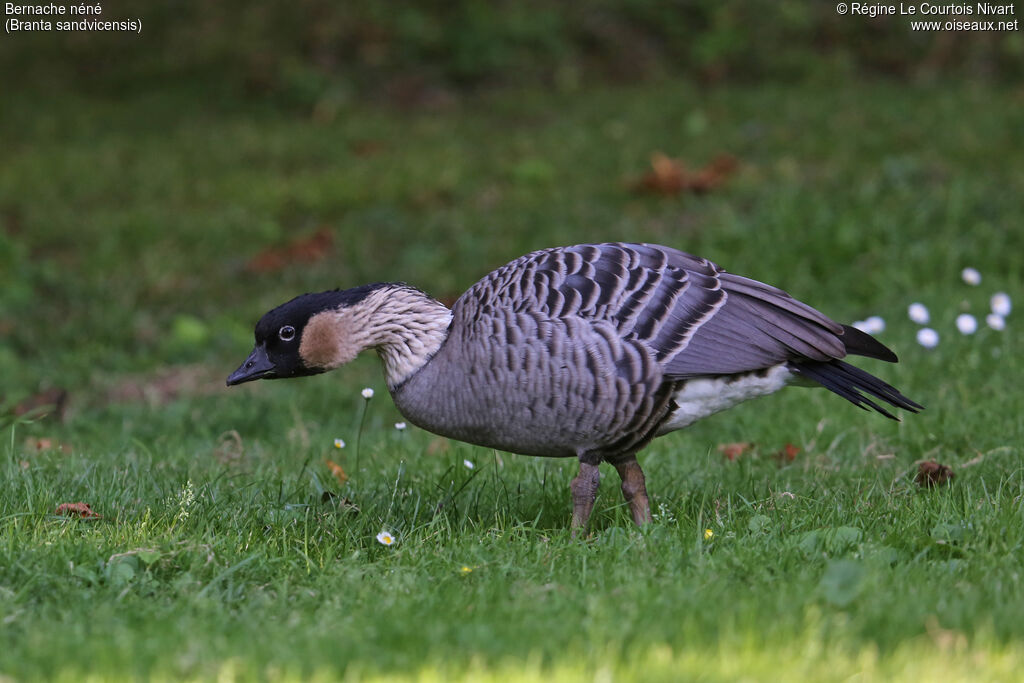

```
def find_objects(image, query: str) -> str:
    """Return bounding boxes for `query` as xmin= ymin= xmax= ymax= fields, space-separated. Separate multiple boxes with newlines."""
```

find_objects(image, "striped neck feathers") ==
xmin=298 ymin=284 xmax=453 ymax=388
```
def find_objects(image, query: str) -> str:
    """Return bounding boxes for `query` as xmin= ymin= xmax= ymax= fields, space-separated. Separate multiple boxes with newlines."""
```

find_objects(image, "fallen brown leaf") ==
xmin=635 ymin=152 xmax=688 ymax=195
xmin=325 ymin=458 xmax=348 ymax=485
xmin=245 ymin=227 xmax=334 ymax=274
xmin=55 ymin=502 xmax=102 ymax=519
xmin=916 ymin=461 xmax=955 ymax=488
xmin=689 ymin=154 xmax=738 ymax=194
xmin=24 ymin=437 xmax=72 ymax=454
xmin=773 ymin=443 xmax=801 ymax=463
xmin=631 ymin=152 xmax=738 ymax=196
xmin=718 ymin=442 xmax=755 ymax=461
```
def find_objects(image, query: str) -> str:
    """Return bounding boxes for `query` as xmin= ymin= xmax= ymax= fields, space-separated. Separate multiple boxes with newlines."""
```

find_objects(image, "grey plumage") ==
xmin=229 ymin=242 xmax=922 ymax=529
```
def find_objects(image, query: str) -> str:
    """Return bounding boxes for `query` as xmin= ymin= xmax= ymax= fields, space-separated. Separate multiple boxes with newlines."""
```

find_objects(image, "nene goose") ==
xmin=228 ymin=242 xmax=920 ymax=528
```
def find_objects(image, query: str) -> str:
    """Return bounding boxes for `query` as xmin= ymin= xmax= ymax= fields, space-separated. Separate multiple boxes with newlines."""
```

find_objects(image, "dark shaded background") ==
xmin=4 ymin=0 xmax=1020 ymax=100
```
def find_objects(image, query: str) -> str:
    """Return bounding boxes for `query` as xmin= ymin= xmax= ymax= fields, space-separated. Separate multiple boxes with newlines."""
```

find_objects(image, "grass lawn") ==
xmin=1 ymin=79 xmax=1023 ymax=681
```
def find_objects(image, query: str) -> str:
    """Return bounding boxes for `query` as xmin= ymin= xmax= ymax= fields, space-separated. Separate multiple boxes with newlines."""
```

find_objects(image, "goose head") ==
xmin=227 ymin=283 xmax=452 ymax=388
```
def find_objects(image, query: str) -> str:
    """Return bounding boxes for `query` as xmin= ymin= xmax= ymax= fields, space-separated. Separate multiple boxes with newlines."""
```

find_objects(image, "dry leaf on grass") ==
xmin=916 ymin=461 xmax=955 ymax=488
xmin=325 ymin=459 xmax=348 ymax=485
xmin=631 ymin=152 xmax=738 ymax=196
xmin=636 ymin=152 xmax=688 ymax=195
xmin=688 ymin=154 xmax=739 ymax=194
xmin=55 ymin=502 xmax=102 ymax=519
xmin=717 ymin=442 xmax=755 ymax=461
xmin=24 ymin=438 xmax=72 ymax=454
xmin=773 ymin=443 xmax=801 ymax=463
xmin=245 ymin=227 xmax=334 ymax=274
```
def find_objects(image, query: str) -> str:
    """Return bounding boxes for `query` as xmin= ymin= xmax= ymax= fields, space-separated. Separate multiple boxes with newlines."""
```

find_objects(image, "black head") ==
xmin=226 ymin=285 xmax=384 ymax=386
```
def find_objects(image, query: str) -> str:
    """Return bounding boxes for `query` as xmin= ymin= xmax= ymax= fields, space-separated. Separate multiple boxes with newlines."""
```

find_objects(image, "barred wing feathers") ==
xmin=453 ymin=242 xmax=852 ymax=378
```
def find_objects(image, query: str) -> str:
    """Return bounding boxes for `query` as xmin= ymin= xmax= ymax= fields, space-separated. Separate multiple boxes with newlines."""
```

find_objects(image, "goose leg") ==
xmin=570 ymin=460 xmax=600 ymax=531
xmin=613 ymin=456 xmax=652 ymax=526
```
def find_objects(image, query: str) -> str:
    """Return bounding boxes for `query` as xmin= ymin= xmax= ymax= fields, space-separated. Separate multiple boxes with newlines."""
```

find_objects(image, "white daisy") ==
xmin=917 ymin=328 xmax=939 ymax=349
xmin=991 ymin=292 xmax=1011 ymax=317
xmin=908 ymin=302 xmax=930 ymax=325
xmin=361 ymin=387 xmax=375 ymax=399
xmin=956 ymin=314 xmax=978 ymax=335
xmin=376 ymin=530 xmax=395 ymax=546
xmin=394 ymin=422 xmax=407 ymax=431
xmin=863 ymin=316 xmax=885 ymax=334
xmin=463 ymin=459 xmax=474 ymax=470
xmin=986 ymin=314 xmax=1006 ymax=331
xmin=961 ymin=267 xmax=981 ymax=286
xmin=333 ymin=438 xmax=345 ymax=449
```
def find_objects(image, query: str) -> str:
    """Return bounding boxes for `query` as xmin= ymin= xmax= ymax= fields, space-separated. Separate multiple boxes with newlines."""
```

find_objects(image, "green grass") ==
xmin=1 ymin=79 xmax=1023 ymax=681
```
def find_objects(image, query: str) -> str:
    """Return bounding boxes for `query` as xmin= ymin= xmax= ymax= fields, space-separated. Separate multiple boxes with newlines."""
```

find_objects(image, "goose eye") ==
xmin=279 ymin=325 xmax=296 ymax=342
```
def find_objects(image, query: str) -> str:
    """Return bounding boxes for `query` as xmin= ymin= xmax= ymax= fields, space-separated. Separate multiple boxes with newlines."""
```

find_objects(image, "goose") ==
xmin=227 ymin=242 xmax=921 ymax=529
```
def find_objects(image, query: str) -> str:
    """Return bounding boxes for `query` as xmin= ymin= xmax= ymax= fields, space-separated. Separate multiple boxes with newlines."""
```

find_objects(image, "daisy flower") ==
xmin=908 ymin=302 xmax=930 ymax=325
xmin=333 ymin=438 xmax=345 ymax=449
xmin=394 ymin=422 xmax=407 ymax=431
xmin=961 ymin=267 xmax=981 ymax=286
xmin=991 ymin=292 xmax=1011 ymax=317
xmin=463 ymin=459 xmax=475 ymax=470
xmin=854 ymin=317 xmax=884 ymax=335
xmin=361 ymin=387 xmax=375 ymax=399
xmin=376 ymin=530 xmax=395 ymax=546
xmin=986 ymin=314 xmax=1006 ymax=331
xmin=956 ymin=314 xmax=978 ymax=335
xmin=917 ymin=328 xmax=939 ymax=349
xmin=863 ymin=316 xmax=885 ymax=334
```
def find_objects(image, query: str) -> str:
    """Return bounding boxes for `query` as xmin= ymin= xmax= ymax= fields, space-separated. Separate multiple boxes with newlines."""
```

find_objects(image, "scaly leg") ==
xmin=570 ymin=460 xmax=601 ymax=532
xmin=613 ymin=456 xmax=652 ymax=526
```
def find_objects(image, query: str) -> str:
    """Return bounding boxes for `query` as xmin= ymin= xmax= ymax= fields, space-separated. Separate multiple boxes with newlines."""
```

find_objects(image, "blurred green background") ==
xmin=2 ymin=0 xmax=1020 ymax=402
